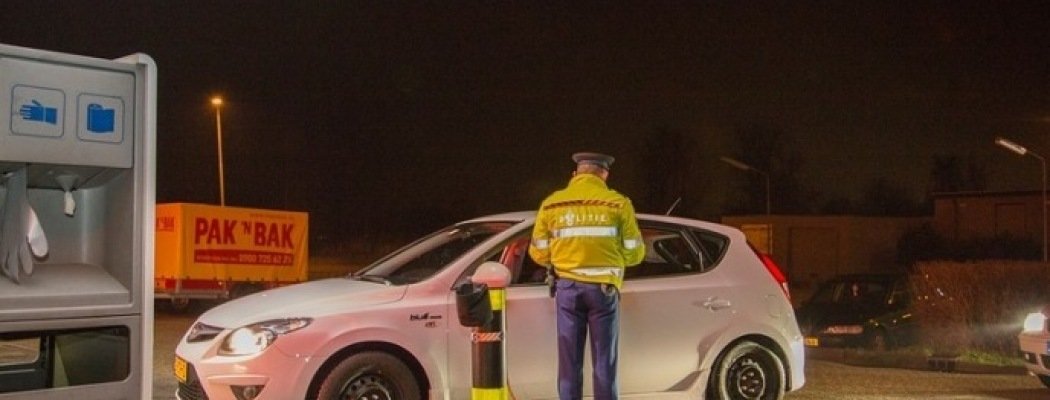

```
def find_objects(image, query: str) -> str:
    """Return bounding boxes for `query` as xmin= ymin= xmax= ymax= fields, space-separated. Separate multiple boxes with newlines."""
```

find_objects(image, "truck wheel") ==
xmin=314 ymin=351 xmax=420 ymax=400
xmin=169 ymin=298 xmax=191 ymax=313
xmin=707 ymin=340 xmax=786 ymax=400
xmin=230 ymin=283 xmax=262 ymax=299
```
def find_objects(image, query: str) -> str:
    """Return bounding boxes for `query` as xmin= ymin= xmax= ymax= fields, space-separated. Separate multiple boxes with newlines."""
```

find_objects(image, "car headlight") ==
xmin=1023 ymin=312 xmax=1047 ymax=333
xmin=218 ymin=318 xmax=312 ymax=356
xmin=822 ymin=324 xmax=864 ymax=335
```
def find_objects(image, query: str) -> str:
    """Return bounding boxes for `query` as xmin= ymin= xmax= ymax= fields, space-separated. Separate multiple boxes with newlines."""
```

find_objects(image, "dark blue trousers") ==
xmin=555 ymin=279 xmax=619 ymax=400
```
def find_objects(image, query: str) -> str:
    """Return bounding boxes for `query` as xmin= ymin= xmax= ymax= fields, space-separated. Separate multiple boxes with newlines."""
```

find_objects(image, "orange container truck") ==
xmin=154 ymin=203 xmax=308 ymax=308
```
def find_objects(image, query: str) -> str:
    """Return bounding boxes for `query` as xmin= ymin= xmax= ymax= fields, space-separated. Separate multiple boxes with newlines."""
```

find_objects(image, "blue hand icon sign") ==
xmin=19 ymin=100 xmax=58 ymax=124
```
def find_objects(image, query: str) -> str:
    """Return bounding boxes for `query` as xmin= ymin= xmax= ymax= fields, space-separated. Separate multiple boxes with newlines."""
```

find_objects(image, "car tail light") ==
xmin=757 ymin=251 xmax=790 ymax=300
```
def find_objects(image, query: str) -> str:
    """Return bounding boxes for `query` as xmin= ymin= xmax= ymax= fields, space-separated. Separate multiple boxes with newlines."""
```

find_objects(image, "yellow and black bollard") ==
xmin=466 ymin=261 xmax=512 ymax=400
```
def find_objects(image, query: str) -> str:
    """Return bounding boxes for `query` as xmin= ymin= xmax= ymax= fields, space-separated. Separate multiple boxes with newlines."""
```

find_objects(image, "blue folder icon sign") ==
xmin=86 ymin=103 xmax=115 ymax=133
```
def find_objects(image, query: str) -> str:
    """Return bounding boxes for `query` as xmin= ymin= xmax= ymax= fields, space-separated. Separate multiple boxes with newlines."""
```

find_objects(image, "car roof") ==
xmin=462 ymin=211 xmax=534 ymax=223
xmin=460 ymin=211 xmax=742 ymax=237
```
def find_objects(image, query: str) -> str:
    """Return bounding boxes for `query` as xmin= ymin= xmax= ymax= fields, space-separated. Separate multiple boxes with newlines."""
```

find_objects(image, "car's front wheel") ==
xmin=707 ymin=340 xmax=786 ymax=400
xmin=314 ymin=351 xmax=421 ymax=400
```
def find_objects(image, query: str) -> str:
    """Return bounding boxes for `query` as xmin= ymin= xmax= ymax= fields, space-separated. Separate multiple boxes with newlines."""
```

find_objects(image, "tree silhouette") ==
xmin=724 ymin=125 xmax=814 ymax=214
xmin=858 ymin=177 xmax=922 ymax=216
xmin=929 ymin=152 xmax=987 ymax=194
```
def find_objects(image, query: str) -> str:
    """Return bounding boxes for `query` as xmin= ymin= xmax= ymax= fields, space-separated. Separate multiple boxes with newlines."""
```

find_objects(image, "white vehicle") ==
xmin=1019 ymin=306 xmax=1050 ymax=388
xmin=174 ymin=212 xmax=805 ymax=400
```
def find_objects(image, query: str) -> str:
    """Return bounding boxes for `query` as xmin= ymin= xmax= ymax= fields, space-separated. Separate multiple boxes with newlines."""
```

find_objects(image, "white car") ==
xmin=1019 ymin=306 xmax=1050 ymax=388
xmin=174 ymin=212 xmax=805 ymax=400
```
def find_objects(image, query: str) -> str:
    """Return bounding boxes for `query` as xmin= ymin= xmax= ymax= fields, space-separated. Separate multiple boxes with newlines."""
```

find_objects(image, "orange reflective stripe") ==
xmin=542 ymin=199 xmax=623 ymax=210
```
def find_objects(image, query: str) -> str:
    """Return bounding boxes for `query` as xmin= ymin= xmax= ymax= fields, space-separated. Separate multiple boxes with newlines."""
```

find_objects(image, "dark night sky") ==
xmin=2 ymin=2 xmax=1049 ymax=243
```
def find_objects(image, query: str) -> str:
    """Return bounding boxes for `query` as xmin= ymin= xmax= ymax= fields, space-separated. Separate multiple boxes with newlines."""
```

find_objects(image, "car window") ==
xmin=625 ymin=227 xmax=702 ymax=280
xmin=691 ymin=228 xmax=729 ymax=267
xmin=514 ymin=250 xmax=549 ymax=285
xmin=486 ymin=236 xmax=547 ymax=286
xmin=810 ymin=279 xmax=892 ymax=304
xmin=489 ymin=223 xmax=715 ymax=285
xmin=887 ymin=280 xmax=911 ymax=307
xmin=455 ymin=231 xmax=546 ymax=287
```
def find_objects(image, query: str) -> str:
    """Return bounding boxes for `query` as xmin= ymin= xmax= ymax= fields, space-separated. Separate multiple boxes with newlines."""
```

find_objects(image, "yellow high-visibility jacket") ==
xmin=528 ymin=173 xmax=645 ymax=288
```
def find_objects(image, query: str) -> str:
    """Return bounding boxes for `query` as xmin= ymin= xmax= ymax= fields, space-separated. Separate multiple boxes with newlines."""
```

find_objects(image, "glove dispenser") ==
xmin=0 ymin=44 xmax=155 ymax=399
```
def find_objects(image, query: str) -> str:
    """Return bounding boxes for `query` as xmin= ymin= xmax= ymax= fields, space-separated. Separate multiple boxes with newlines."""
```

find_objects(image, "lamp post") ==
xmin=720 ymin=156 xmax=771 ymax=215
xmin=995 ymin=137 xmax=1047 ymax=262
xmin=211 ymin=96 xmax=226 ymax=206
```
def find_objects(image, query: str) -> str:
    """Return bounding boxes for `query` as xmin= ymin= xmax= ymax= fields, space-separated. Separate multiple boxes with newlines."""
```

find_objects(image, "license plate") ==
xmin=173 ymin=356 xmax=188 ymax=383
xmin=804 ymin=337 xmax=819 ymax=347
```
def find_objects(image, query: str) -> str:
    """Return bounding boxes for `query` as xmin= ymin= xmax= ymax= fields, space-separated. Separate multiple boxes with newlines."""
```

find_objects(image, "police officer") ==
xmin=528 ymin=152 xmax=645 ymax=400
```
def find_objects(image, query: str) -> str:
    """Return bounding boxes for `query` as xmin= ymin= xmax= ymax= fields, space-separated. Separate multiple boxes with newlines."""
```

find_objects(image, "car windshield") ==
xmin=351 ymin=221 xmax=513 ymax=285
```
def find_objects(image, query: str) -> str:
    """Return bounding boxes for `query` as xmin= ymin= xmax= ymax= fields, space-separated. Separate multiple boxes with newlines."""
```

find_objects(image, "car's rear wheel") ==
xmin=314 ymin=351 xmax=420 ymax=400
xmin=707 ymin=340 xmax=786 ymax=400
xmin=1038 ymin=374 xmax=1050 ymax=388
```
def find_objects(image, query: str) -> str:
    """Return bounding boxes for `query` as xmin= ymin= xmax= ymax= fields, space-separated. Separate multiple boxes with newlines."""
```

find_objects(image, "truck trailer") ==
xmin=154 ymin=203 xmax=308 ymax=308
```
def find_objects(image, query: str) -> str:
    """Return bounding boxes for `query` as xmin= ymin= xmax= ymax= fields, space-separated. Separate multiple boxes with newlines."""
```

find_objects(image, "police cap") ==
xmin=572 ymin=152 xmax=615 ymax=170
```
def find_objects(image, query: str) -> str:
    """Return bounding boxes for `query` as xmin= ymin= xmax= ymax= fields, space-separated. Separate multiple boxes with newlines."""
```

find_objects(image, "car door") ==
xmin=445 ymin=234 xmax=558 ymax=399
xmin=617 ymin=223 xmax=735 ymax=395
xmin=501 ymin=235 xmax=560 ymax=399
xmin=471 ymin=223 xmax=734 ymax=398
xmin=446 ymin=291 xmax=478 ymax=399
xmin=435 ymin=223 xmax=528 ymax=399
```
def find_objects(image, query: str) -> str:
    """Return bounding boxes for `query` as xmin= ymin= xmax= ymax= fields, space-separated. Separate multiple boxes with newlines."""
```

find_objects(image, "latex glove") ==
xmin=0 ymin=168 xmax=48 ymax=284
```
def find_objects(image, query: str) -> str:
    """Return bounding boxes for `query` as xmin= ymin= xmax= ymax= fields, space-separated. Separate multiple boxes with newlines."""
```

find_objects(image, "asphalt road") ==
xmin=786 ymin=359 xmax=1046 ymax=400
xmin=152 ymin=305 xmax=1048 ymax=399
xmin=153 ymin=302 xmax=209 ymax=400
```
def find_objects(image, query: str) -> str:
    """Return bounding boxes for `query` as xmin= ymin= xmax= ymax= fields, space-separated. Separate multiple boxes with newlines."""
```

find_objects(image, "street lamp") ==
xmin=995 ymin=137 xmax=1047 ymax=262
xmin=720 ymin=156 xmax=771 ymax=215
xmin=211 ymin=96 xmax=225 ymax=206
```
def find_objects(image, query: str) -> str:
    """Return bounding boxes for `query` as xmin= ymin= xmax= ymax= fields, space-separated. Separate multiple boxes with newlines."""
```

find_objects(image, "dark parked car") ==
xmin=795 ymin=273 xmax=915 ymax=350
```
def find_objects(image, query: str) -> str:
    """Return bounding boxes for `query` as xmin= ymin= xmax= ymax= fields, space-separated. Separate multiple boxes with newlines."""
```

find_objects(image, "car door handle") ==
xmin=702 ymin=297 xmax=732 ymax=311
